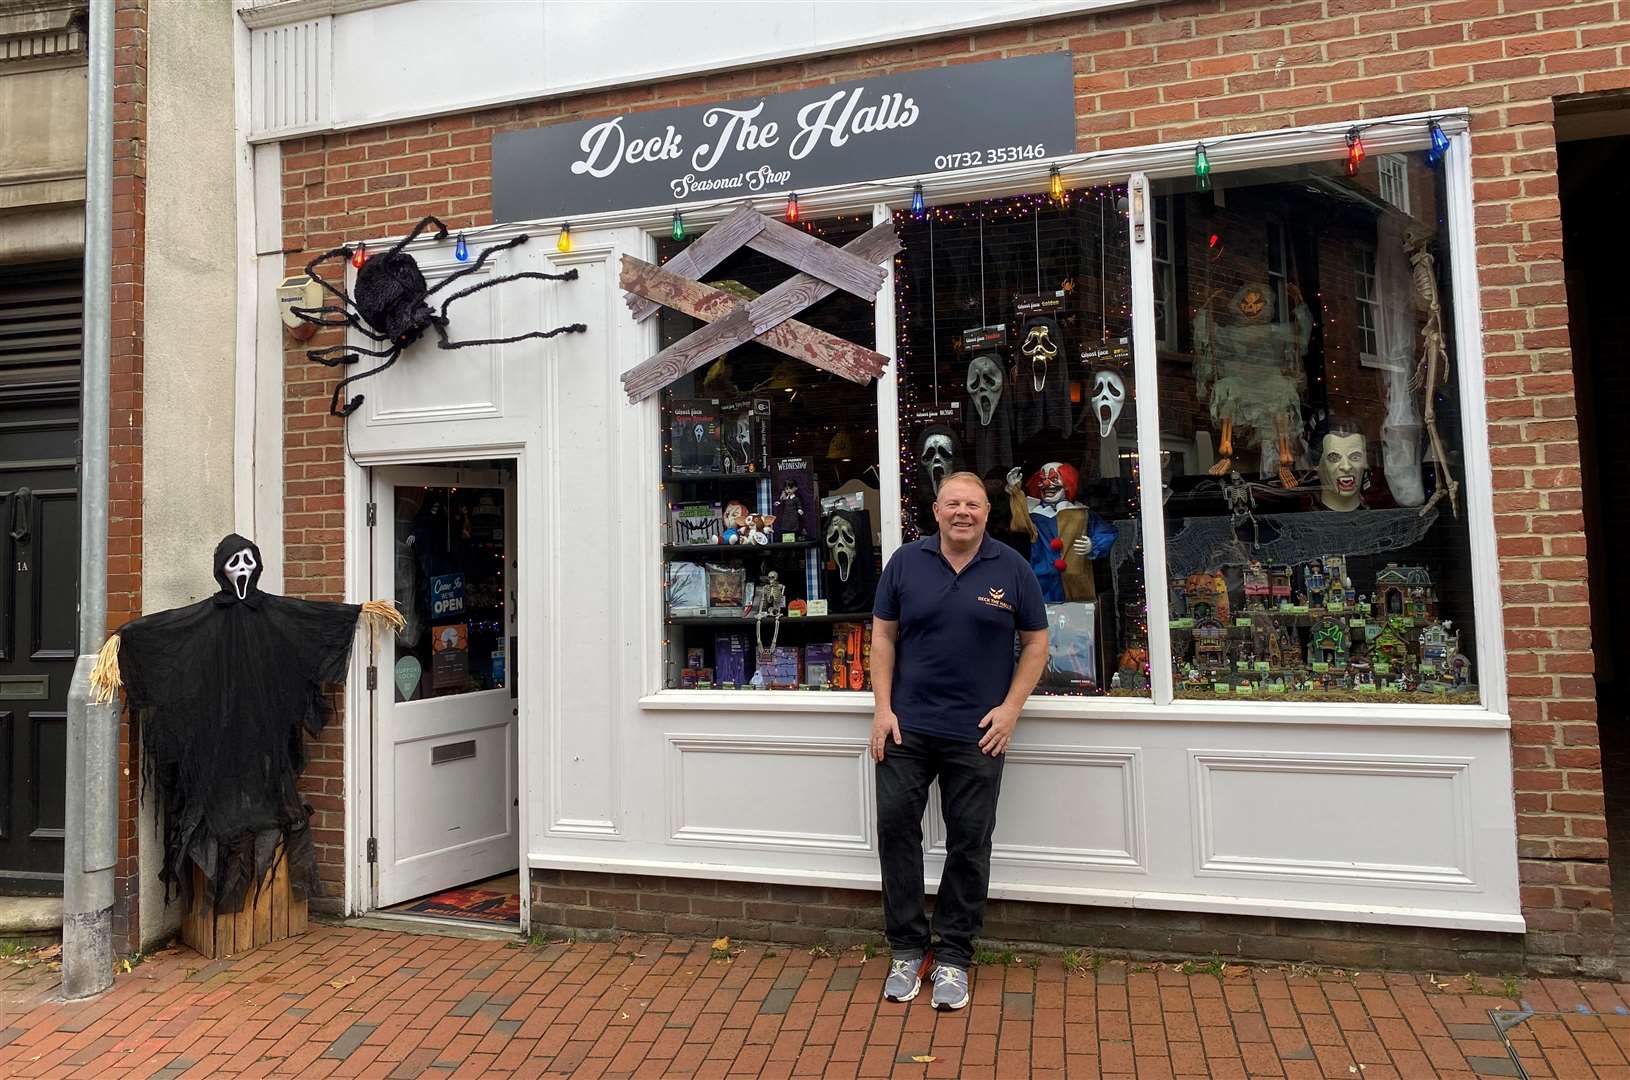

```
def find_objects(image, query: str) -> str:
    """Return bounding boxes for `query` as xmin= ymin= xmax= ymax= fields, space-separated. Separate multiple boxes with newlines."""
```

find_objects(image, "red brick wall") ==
xmin=279 ymin=0 xmax=1630 ymax=970
xmin=109 ymin=0 xmax=147 ymax=957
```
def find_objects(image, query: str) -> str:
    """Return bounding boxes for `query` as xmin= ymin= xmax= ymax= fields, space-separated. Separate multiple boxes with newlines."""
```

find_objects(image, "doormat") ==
xmin=401 ymin=887 xmax=520 ymax=924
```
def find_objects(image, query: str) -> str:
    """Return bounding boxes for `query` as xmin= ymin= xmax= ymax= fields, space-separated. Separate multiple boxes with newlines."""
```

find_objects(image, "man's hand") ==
xmin=870 ymin=709 xmax=901 ymax=762
xmin=977 ymin=703 xmax=1019 ymax=756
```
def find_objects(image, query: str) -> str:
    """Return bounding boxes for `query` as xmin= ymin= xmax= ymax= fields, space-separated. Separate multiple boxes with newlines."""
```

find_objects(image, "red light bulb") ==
xmin=351 ymin=242 xmax=368 ymax=269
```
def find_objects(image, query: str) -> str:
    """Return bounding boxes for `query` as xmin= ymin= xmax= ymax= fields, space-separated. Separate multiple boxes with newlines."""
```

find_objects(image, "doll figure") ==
xmin=1005 ymin=461 xmax=1118 ymax=603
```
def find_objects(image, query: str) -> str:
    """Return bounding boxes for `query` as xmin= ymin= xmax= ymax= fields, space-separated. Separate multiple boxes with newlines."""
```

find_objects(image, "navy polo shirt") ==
xmin=873 ymin=532 xmax=1047 ymax=742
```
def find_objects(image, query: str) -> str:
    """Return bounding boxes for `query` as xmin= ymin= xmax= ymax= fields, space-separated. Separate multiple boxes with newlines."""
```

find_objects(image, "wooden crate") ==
xmin=181 ymin=849 xmax=308 ymax=959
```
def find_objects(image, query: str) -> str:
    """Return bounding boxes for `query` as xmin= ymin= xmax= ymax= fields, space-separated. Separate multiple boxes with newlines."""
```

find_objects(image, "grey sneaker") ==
xmin=930 ymin=963 xmax=970 ymax=1010
xmin=884 ymin=952 xmax=926 ymax=1002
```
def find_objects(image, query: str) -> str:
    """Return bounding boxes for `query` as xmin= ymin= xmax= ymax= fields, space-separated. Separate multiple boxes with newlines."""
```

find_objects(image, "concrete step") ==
xmin=0 ymin=895 xmax=63 ymax=949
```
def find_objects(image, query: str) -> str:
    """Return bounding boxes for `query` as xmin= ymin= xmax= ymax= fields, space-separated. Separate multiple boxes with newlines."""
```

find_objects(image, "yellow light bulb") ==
xmin=557 ymin=222 xmax=572 ymax=253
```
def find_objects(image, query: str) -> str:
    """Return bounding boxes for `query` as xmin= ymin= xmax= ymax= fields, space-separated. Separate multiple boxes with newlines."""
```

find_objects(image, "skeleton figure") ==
xmin=755 ymin=570 xmax=787 ymax=651
xmin=1194 ymin=281 xmax=1313 ymax=487
xmin=1223 ymin=469 xmax=1260 ymax=547
xmin=1090 ymin=369 xmax=1126 ymax=438
xmin=966 ymin=354 xmax=1004 ymax=426
xmin=1407 ymin=230 xmax=1459 ymax=518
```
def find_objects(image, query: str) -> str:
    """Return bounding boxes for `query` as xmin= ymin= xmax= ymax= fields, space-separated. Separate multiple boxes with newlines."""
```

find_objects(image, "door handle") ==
xmin=9 ymin=486 xmax=30 ymax=543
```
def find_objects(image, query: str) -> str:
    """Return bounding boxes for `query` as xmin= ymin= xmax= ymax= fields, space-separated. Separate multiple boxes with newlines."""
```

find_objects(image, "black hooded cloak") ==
xmin=110 ymin=534 xmax=372 ymax=913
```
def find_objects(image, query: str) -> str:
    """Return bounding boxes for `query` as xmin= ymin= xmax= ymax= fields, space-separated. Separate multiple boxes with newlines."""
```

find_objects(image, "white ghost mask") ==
xmin=1091 ymin=370 xmax=1126 ymax=437
xmin=224 ymin=547 xmax=258 ymax=601
xmin=966 ymin=355 xmax=1004 ymax=427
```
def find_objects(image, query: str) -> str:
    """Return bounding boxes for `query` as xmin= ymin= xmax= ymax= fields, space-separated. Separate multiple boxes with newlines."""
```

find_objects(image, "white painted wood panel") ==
xmin=667 ymin=735 xmax=872 ymax=853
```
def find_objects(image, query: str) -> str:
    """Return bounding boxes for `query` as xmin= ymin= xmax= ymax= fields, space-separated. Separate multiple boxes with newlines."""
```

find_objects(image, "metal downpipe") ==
xmin=62 ymin=0 xmax=118 ymax=1001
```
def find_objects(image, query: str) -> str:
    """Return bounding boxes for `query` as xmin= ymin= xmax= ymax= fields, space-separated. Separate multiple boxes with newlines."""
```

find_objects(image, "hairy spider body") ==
xmin=292 ymin=215 xmax=587 ymax=417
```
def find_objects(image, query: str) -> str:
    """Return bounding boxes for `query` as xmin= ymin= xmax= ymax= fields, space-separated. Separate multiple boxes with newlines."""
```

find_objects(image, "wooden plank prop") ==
xmin=620 ymin=203 xmax=899 ymax=403
xmin=182 ymin=848 xmax=307 ymax=959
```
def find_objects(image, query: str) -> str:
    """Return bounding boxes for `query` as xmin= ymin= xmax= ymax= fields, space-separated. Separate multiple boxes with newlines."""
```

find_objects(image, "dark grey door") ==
xmin=0 ymin=264 xmax=82 ymax=896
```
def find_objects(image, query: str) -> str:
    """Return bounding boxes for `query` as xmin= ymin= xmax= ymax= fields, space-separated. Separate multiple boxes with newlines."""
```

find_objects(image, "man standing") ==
xmin=870 ymin=472 xmax=1048 ymax=1009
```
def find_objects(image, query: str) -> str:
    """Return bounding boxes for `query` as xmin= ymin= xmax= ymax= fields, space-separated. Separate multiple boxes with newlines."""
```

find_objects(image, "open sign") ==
xmin=430 ymin=573 xmax=466 ymax=618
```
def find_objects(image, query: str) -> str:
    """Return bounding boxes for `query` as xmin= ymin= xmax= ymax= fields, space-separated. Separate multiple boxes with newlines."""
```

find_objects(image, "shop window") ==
xmin=658 ymin=214 xmax=882 ymax=692
xmin=1154 ymin=152 xmax=1476 ymax=703
xmin=1152 ymin=195 xmax=1176 ymax=350
xmin=894 ymin=186 xmax=1151 ymax=698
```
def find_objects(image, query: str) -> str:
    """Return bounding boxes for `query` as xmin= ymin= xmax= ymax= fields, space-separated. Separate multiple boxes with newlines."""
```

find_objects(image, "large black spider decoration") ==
xmin=292 ymin=215 xmax=587 ymax=417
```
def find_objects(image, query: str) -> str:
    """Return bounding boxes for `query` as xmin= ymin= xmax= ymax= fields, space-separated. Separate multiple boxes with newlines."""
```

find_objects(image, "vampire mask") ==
xmin=1090 ymin=369 xmax=1126 ymax=437
xmin=966 ymin=354 xmax=1004 ymax=427
xmin=213 ymin=533 xmax=265 ymax=603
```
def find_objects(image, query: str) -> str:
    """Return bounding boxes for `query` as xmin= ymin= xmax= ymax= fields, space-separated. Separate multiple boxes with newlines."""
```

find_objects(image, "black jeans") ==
xmin=876 ymin=728 xmax=1005 ymax=971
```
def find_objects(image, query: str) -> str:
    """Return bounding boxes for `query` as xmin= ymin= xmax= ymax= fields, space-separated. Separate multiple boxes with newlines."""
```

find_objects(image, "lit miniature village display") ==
xmin=1168 ymin=560 xmax=1474 ymax=701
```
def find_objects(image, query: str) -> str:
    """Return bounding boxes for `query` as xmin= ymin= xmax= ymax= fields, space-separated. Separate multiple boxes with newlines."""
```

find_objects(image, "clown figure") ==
xmin=1005 ymin=462 xmax=1118 ymax=603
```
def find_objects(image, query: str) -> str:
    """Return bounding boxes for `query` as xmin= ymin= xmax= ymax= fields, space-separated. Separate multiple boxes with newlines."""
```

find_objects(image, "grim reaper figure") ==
xmin=90 ymin=534 xmax=403 ymax=914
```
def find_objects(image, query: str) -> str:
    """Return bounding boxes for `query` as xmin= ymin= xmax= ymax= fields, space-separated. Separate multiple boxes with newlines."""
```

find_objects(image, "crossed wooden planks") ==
xmin=619 ymin=203 xmax=900 ymax=403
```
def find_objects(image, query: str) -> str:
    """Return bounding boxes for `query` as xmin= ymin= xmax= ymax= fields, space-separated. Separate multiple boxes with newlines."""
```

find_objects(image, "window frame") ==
xmin=634 ymin=111 xmax=1506 ymax=726
xmin=1353 ymin=243 xmax=1382 ymax=366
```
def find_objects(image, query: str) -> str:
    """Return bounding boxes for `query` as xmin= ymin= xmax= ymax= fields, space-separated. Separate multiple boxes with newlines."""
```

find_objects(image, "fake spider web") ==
xmin=1164 ymin=506 xmax=1439 ymax=578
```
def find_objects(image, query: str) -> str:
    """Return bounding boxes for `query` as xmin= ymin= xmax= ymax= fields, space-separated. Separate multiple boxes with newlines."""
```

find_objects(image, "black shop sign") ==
xmin=493 ymin=52 xmax=1077 ymax=222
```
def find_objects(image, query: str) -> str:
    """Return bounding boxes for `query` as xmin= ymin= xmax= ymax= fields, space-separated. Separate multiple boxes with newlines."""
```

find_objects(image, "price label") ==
xmin=1213 ymin=683 xmax=1230 ymax=694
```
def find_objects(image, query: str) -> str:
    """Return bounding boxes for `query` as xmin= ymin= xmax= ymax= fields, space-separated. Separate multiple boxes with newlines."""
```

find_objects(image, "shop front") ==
xmin=309 ymin=47 xmax=1520 ymax=958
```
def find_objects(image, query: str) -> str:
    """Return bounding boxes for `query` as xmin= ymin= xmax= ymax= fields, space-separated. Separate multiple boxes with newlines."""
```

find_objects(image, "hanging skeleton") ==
xmin=1193 ymin=281 xmax=1313 ymax=488
xmin=1223 ymin=469 xmax=1260 ymax=548
xmin=1407 ymin=230 xmax=1459 ymax=518
xmin=88 ymin=535 xmax=404 ymax=914
xmin=754 ymin=570 xmax=787 ymax=650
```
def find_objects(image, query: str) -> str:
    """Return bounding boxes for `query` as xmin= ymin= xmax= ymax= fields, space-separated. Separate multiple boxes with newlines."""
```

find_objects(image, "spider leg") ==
xmin=307 ymin=341 xmax=401 ymax=367
xmin=385 ymin=215 xmax=450 ymax=259
xmin=303 ymin=245 xmax=359 ymax=309
xmin=423 ymin=233 xmax=536 ymax=300
xmin=328 ymin=347 xmax=404 ymax=417
xmin=434 ymin=318 xmax=588 ymax=351
xmin=289 ymin=305 xmax=392 ymax=341
xmin=435 ymin=268 xmax=582 ymax=327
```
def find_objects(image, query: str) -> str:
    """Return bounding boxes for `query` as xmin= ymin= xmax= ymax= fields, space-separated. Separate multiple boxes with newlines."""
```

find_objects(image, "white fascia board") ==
xmin=242 ymin=0 xmax=1152 ymax=142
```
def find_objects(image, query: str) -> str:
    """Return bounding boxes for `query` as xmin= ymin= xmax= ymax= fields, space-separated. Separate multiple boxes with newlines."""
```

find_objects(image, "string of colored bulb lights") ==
xmin=345 ymin=116 xmax=1456 ymax=267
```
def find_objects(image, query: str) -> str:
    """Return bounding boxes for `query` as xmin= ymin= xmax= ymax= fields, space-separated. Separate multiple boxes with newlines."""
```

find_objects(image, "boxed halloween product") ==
xmin=670 ymin=501 xmax=722 ymax=546
xmin=720 ymin=397 xmax=771 ymax=475
xmin=669 ymin=398 xmax=722 ymax=475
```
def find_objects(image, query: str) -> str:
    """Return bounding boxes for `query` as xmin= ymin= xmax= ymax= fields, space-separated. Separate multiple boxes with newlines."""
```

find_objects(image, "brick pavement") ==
xmin=3 ymin=923 xmax=1630 ymax=1077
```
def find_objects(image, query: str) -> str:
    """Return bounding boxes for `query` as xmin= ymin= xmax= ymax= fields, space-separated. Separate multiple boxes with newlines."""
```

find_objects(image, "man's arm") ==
xmin=869 ymin=617 xmax=901 ymax=762
xmin=977 ymin=627 xmax=1048 ymax=756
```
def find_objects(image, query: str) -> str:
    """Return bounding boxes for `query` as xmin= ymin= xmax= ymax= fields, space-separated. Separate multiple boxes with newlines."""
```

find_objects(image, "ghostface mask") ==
xmin=966 ymin=354 xmax=1004 ymax=426
xmin=212 ymin=532 xmax=265 ymax=605
xmin=1091 ymin=369 xmax=1126 ymax=437
xmin=825 ymin=513 xmax=857 ymax=583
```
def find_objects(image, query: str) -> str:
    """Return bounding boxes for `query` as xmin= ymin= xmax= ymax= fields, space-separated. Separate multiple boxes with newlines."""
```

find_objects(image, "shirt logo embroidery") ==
xmin=978 ymin=586 xmax=1013 ymax=612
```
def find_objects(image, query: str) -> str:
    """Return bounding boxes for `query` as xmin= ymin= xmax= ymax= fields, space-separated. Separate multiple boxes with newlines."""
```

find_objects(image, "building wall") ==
xmin=134 ymin=0 xmax=239 ymax=950
xmin=0 ymin=1 xmax=87 ymax=265
xmin=109 ymin=0 xmax=148 ymax=957
xmin=278 ymin=0 xmax=1629 ymax=970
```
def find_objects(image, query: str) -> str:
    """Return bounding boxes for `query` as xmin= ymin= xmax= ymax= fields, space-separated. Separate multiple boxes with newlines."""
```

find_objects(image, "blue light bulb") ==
xmin=1427 ymin=120 xmax=1450 ymax=166
xmin=911 ymin=182 xmax=925 ymax=216
xmin=455 ymin=233 xmax=469 ymax=261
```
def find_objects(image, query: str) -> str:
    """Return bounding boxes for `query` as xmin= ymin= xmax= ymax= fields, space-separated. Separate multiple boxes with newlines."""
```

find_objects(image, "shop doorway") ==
xmin=1558 ymin=106 xmax=1630 ymax=962
xmin=368 ymin=462 xmax=520 ymax=925
xmin=0 ymin=263 xmax=83 ymax=897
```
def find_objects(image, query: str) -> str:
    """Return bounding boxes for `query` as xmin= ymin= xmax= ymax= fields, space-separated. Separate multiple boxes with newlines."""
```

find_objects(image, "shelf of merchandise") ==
xmin=664 ymin=611 xmax=871 ymax=626
xmin=663 ymin=542 xmax=817 ymax=556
